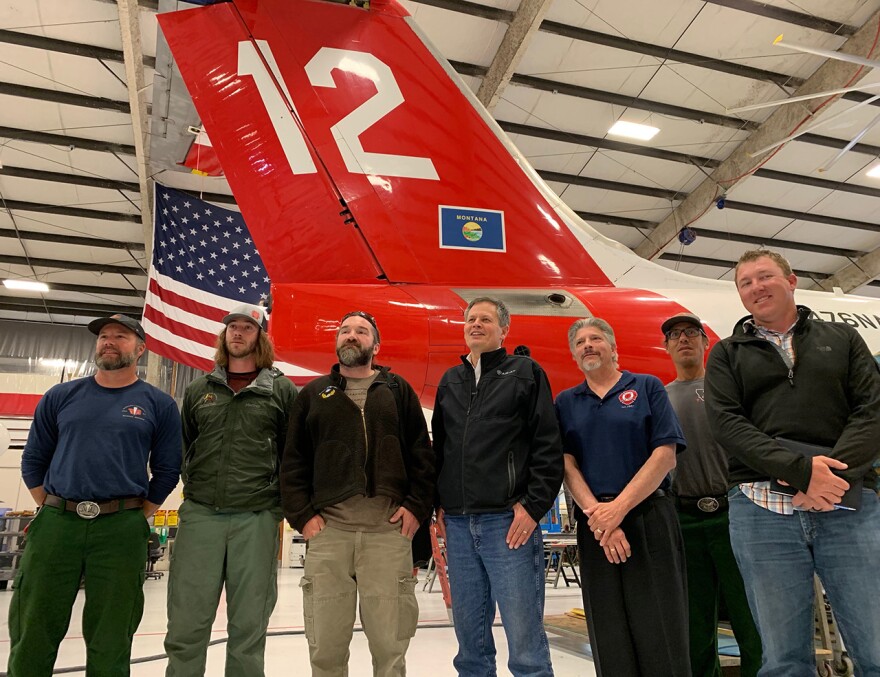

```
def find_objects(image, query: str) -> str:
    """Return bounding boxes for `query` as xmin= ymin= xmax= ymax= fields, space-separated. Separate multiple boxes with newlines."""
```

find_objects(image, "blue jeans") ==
xmin=728 ymin=487 xmax=880 ymax=677
xmin=444 ymin=512 xmax=553 ymax=677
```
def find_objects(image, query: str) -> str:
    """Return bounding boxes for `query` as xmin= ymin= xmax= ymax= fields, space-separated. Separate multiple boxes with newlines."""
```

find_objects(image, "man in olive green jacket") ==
xmin=165 ymin=303 xmax=297 ymax=677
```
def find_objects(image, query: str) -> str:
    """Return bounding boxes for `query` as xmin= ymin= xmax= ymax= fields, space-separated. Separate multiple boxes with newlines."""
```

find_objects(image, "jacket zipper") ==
xmin=361 ymin=409 xmax=369 ymax=493
xmin=461 ymin=369 xmax=478 ymax=514
xmin=214 ymin=380 xmax=237 ymax=508
xmin=358 ymin=378 xmax=384 ymax=495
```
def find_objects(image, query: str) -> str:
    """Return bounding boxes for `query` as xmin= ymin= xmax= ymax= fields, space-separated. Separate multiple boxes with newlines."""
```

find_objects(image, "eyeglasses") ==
xmin=666 ymin=327 xmax=704 ymax=340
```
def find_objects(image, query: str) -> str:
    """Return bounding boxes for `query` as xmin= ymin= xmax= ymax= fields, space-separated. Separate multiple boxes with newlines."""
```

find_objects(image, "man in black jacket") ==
xmin=281 ymin=311 xmax=434 ymax=677
xmin=705 ymin=250 xmax=880 ymax=676
xmin=433 ymin=297 xmax=563 ymax=677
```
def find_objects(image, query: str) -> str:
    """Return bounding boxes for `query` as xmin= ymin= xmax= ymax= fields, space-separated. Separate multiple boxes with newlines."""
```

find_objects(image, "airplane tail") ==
xmin=158 ymin=0 xmax=613 ymax=288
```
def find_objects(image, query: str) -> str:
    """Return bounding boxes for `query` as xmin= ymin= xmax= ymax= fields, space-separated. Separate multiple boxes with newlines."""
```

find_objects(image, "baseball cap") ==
xmin=88 ymin=314 xmax=146 ymax=341
xmin=661 ymin=313 xmax=705 ymax=337
xmin=222 ymin=303 xmax=268 ymax=331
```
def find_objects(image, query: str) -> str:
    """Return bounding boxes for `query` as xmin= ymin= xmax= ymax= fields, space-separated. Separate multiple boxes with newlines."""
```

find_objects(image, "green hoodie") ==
xmin=182 ymin=365 xmax=297 ymax=512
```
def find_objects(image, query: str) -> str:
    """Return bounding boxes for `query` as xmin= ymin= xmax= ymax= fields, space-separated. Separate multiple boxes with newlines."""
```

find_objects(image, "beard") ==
xmin=337 ymin=342 xmax=372 ymax=368
xmin=95 ymin=348 xmax=138 ymax=371
xmin=227 ymin=339 xmax=257 ymax=359
xmin=580 ymin=353 xmax=606 ymax=372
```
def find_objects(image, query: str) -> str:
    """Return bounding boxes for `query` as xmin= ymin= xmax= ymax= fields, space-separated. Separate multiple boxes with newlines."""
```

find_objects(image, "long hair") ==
xmin=214 ymin=328 xmax=276 ymax=369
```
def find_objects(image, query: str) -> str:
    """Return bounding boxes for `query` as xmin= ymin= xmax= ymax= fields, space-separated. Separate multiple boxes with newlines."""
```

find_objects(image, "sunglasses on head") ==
xmin=340 ymin=310 xmax=377 ymax=328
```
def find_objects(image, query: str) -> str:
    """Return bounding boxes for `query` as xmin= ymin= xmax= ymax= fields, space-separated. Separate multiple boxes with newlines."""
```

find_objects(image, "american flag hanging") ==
xmin=143 ymin=184 xmax=315 ymax=377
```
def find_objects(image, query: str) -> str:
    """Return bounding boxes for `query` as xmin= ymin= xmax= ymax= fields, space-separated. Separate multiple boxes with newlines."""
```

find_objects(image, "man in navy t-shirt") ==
xmin=8 ymin=314 xmax=181 ymax=677
xmin=555 ymin=317 xmax=689 ymax=677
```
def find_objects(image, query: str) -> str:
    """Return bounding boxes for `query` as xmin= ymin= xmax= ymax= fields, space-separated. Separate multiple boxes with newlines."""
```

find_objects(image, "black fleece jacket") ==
xmin=705 ymin=306 xmax=880 ymax=493
xmin=280 ymin=365 xmax=434 ymax=531
xmin=432 ymin=348 xmax=564 ymax=522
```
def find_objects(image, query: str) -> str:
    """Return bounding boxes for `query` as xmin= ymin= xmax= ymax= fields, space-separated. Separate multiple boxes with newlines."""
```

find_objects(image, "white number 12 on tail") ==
xmin=238 ymin=41 xmax=439 ymax=181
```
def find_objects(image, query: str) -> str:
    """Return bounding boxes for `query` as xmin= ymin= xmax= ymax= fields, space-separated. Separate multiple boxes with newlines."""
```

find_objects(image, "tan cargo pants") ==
xmin=300 ymin=525 xmax=419 ymax=677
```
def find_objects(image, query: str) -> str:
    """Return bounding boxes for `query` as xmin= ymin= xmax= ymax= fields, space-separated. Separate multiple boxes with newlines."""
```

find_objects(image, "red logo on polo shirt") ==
xmin=618 ymin=390 xmax=638 ymax=406
xmin=122 ymin=404 xmax=146 ymax=420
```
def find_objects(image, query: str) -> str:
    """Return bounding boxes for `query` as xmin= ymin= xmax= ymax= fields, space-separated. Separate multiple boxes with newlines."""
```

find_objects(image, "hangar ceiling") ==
xmin=1 ymin=0 xmax=880 ymax=326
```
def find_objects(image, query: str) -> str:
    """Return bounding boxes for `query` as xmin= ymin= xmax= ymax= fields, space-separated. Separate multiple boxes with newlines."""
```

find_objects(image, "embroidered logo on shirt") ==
xmin=695 ymin=388 xmax=705 ymax=402
xmin=122 ymin=404 xmax=147 ymax=420
xmin=496 ymin=369 xmax=517 ymax=376
xmin=816 ymin=345 xmax=832 ymax=352
xmin=202 ymin=393 xmax=217 ymax=404
xmin=618 ymin=390 xmax=638 ymax=406
xmin=320 ymin=386 xmax=338 ymax=399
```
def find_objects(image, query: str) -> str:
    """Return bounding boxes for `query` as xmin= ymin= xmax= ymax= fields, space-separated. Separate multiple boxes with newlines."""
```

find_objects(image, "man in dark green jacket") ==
xmin=165 ymin=303 xmax=297 ymax=677
xmin=281 ymin=310 xmax=434 ymax=677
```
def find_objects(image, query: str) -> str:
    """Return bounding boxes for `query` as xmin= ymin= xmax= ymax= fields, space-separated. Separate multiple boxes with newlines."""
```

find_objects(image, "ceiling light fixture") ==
xmin=867 ymin=164 xmax=880 ymax=178
xmin=3 ymin=279 xmax=49 ymax=292
xmin=608 ymin=121 xmax=660 ymax=141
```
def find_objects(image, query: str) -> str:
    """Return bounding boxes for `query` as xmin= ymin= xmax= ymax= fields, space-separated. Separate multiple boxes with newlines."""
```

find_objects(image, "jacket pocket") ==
xmin=397 ymin=576 xmax=419 ymax=640
xmin=376 ymin=434 xmax=407 ymax=494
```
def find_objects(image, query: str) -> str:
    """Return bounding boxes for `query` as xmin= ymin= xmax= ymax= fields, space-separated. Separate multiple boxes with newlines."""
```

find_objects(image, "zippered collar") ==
xmin=729 ymin=305 xmax=813 ymax=343
xmin=206 ymin=364 xmax=281 ymax=395
xmin=459 ymin=346 xmax=508 ymax=372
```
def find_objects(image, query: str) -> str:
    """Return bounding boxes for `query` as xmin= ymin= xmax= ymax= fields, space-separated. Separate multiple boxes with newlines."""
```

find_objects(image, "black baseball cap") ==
xmin=88 ymin=314 xmax=146 ymax=341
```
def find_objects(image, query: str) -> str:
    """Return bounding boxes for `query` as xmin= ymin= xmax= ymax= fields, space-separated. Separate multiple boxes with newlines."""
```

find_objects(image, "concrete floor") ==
xmin=0 ymin=567 xmax=597 ymax=676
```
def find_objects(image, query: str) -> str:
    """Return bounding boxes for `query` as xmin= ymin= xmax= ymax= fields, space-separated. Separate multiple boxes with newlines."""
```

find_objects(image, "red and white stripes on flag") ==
xmin=143 ymin=185 xmax=318 ymax=378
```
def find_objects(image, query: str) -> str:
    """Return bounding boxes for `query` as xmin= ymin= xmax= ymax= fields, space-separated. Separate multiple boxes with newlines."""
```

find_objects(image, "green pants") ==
xmin=164 ymin=500 xmax=281 ymax=677
xmin=301 ymin=526 xmax=419 ymax=677
xmin=7 ymin=504 xmax=150 ymax=677
xmin=678 ymin=508 xmax=762 ymax=677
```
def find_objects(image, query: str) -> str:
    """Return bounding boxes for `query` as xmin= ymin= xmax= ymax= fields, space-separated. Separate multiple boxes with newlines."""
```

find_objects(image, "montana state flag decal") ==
xmin=439 ymin=206 xmax=506 ymax=252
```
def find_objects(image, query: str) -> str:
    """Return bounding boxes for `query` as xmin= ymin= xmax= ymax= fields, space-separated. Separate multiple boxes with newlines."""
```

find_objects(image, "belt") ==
xmin=43 ymin=494 xmax=144 ymax=520
xmin=674 ymin=494 xmax=728 ymax=513
xmin=596 ymin=488 xmax=666 ymax=503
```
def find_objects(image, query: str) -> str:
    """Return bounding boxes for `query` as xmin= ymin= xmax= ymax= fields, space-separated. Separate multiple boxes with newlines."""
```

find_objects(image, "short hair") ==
xmin=735 ymin=249 xmax=793 ymax=281
xmin=214 ymin=328 xmax=276 ymax=370
xmin=465 ymin=297 xmax=510 ymax=328
xmin=567 ymin=317 xmax=616 ymax=353
xmin=338 ymin=311 xmax=380 ymax=344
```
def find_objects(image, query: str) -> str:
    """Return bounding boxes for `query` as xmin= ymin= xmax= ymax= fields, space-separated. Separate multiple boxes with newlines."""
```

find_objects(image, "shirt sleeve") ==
xmin=831 ymin=329 xmax=880 ymax=484
xmin=146 ymin=396 xmax=183 ymax=504
xmin=280 ymin=391 xmax=318 ymax=531
xmin=430 ymin=378 xmax=447 ymax=510
xmin=646 ymin=376 xmax=686 ymax=453
xmin=21 ymin=388 xmax=59 ymax=489
xmin=399 ymin=377 xmax=435 ymax=522
xmin=521 ymin=362 xmax=565 ymax=522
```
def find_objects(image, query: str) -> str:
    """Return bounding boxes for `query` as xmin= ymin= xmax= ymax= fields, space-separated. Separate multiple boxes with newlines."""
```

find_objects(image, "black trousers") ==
xmin=576 ymin=495 xmax=691 ymax=677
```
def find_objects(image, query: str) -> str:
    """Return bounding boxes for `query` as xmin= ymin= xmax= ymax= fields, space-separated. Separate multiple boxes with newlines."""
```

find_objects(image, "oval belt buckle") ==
xmin=697 ymin=497 xmax=720 ymax=513
xmin=75 ymin=501 xmax=101 ymax=520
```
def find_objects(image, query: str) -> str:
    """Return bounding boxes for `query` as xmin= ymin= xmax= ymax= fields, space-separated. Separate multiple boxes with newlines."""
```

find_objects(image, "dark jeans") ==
xmin=7 ymin=505 xmax=149 ymax=677
xmin=444 ymin=511 xmax=553 ymax=677
xmin=576 ymin=495 xmax=690 ymax=677
xmin=677 ymin=507 xmax=762 ymax=677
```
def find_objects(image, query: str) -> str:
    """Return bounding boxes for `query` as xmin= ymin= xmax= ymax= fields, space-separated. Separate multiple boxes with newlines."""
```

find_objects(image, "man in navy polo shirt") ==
xmin=555 ymin=317 xmax=689 ymax=677
xmin=9 ymin=314 xmax=181 ymax=677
